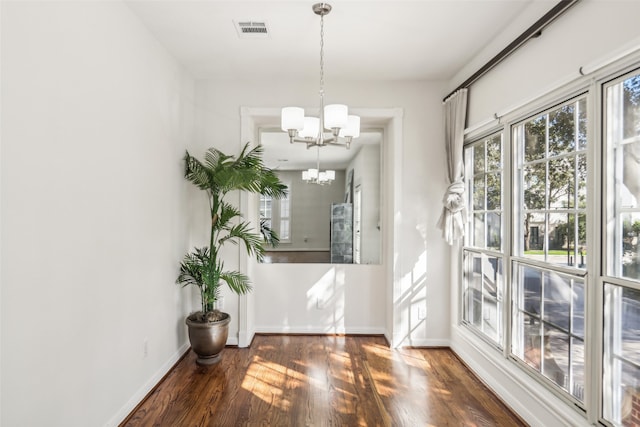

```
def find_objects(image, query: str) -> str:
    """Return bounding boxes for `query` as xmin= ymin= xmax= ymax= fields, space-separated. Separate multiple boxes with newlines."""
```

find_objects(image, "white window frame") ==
xmin=461 ymin=86 xmax=597 ymax=423
xmin=509 ymin=95 xmax=590 ymax=409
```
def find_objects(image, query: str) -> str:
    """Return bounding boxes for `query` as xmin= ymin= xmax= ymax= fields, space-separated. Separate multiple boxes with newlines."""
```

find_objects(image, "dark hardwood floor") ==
xmin=121 ymin=335 xmax=527 ymax=427
xmin=262 ymin=251 xmax=331 ymax=263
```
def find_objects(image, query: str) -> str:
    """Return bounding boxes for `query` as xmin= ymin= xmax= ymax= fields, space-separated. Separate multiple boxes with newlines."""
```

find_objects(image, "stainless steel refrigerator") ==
xmin=330 ymin=203 xmax=353 ymax=264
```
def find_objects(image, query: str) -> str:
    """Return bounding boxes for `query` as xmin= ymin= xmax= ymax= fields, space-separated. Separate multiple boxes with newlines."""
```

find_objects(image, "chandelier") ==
xmin=281 ymin=3 xmax=360 ymax=149
xmin=302 ymin=146 xmax=335 ymax=185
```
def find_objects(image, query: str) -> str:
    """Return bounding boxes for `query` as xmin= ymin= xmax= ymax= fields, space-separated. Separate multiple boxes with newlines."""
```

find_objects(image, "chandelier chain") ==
xmin=319 ymin=12 xmax=324 ymax=96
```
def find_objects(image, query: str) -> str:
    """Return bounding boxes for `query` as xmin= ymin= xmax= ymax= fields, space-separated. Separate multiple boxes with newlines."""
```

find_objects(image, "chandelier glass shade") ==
xmin=281 ymin=3 xmax=360 ymax=149
xmin=302 ymin=168 xmax=335 ymax=185
xmin=302 ymin=146 xmax=335 ymax=185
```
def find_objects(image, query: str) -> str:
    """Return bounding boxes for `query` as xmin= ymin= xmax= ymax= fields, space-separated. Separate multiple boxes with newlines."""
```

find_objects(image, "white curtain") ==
xmin=437 ymin=89 xmax=468 ymax=245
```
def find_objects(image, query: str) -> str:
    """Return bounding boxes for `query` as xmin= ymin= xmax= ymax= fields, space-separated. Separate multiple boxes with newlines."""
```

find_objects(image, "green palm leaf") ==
xmin=220 ymin=271 xmax=252 ymax=295
xmin=178 ymin=142 xmax=285 ymax=314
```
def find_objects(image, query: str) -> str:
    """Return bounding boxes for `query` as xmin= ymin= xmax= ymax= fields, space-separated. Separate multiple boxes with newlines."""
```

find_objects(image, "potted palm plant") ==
xmin=177 ymin=143 xmax=286 ymax=365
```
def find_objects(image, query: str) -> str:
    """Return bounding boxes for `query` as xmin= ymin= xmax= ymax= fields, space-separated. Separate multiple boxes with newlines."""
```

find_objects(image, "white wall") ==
xmin=197 ymin=79 xmax=449 ymax=346
xmin=450 ymin=1 xmax=640 ymax=426
xmin=1 ymin=2 xmax=194 ymax=426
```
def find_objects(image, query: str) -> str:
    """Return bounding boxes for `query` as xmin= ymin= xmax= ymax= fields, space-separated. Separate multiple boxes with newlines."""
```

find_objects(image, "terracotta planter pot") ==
xmin=185 ymin=312 xmax=230 ymax=365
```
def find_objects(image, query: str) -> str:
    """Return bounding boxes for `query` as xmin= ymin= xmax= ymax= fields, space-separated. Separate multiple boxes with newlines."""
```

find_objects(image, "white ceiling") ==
xmin=125 ymin=0 xmax=541 ymax=82
xmin=125 ymin=0 xmax=546 ymax=170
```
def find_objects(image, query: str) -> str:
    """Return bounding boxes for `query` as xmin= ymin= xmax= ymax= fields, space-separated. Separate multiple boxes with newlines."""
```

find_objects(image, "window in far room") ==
xmin=259 ymin=194 xmax=272 ymax=231
xmin=260 ymin=181 xmax=291 ymax=243
xmin=279 ymin=183 xmax=291 ymax=242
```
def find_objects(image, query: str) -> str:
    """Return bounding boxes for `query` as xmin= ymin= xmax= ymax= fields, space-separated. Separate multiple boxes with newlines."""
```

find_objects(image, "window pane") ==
xmin=522 ymin=312 xmax=542 ymax=369
xmin=474 ymin=213 xmax=485 ymax=248
xmin=467 ymin=134 xmax=503 ymax=252
xmin=487 ymin=172 xmax=501 ymax=210
xmin=577 ymin=154 xmax=587 ymax=209
xmin=260 ymin=195 xmax=272 ymax=220
xmin=622 ymin=213 xmax=640 ymax=280
xmin=543 ymin=271 xmax=571 ymax=330
xmin=573 ymin=281 xmax=585 ymax=338
xmin=464 ymin=251 xmax=483 ymax=330
xmin=525 ymin=116 xmax=546 ymax=162
xmin=487 ymin=136 xmax=502 ymax=171
xmin=280 ymin=219 xmax=290 ymax=240
xmin=622 ymin=140 xmax=640 ymax=209
xmin=524 ymin=163 xmax=546 ymax=210
xmin=522 ymin=266 xmax=542 ymax=317
xmin=487 ymin=212 xmax=501 ymax=251
xmin=578 ymin=98 xmax=587 ymax=151
xmin=621 ymin=287 xmax=640 ymax=367
xmin=608 ymin=73 xmax=640 ymax=281
xmin=571 ymin=337 xmax=586 ymax=401
xmin=623 ymin=75 xmax=640 ymax=140
xmin=577 ymin=214 xmax=587 ymax=268
xmin=519 ymin=97 xmax=587 ymax=270
xmin=603 ymin=283 xmax=640 ymax=425
xmin=512 ymin=263 xmax=585 ymax=402
xmin=463 ymin=251 xmax=503 ymax=345
xmin=548 ymin=212 xmax=571 ymax=267
xmin=548 ymin=104 xmax=576 ymax=156
xmin=524 ymin=212 xmax=545 ymax=255
xmin=548 ymin=157 xmax=574 ymax=210
xmin=473 ymin=144 xmax=485 ymax=174
xmin=543 ymin=324 xmax=569 ymax=389
xmin=280 ymin=199 xmax=289 ymax=217
xmin=473 ymin=175 xmax=485 ymax=210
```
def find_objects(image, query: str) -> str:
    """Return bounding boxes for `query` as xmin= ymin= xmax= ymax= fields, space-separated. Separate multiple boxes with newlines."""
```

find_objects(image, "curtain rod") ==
xmin=443 ymin=0 xmax=581 ymax=103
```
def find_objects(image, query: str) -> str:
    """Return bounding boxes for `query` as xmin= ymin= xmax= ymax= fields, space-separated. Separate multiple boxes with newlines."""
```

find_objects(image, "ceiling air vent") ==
xmin=234 ymin=21 xmax=270 ymax=39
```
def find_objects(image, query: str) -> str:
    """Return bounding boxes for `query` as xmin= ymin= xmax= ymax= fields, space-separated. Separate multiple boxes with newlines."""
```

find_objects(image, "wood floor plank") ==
xmin=121 ymin=335 xmax=527 ymax=427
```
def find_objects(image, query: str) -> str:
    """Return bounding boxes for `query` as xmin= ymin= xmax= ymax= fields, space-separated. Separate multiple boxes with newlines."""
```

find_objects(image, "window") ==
xmin=259 ymin=194 xmax=272 ymax=230
xmin=459 ymin=58 xmax=640 ymax=425
xmin=511 ymin=96 xmax=588 ymax=403
xmin=279 ymin=188 xmax=291 ymax=242
xmin=260 ymin=181 xmax=290 ymax=243
xmin=467 ymin=134 xmax=503 ymax=251
xmin=463 ymin=133 xmax=504 ymax=346
xmin=530 ymin=226 xmax=540 ymax=246
xmin=511 ymin=264 xmax=586 ymax=400
xmin=603 ymin=71 xmax=640 ymax=426
xmin=515 ymin=98 xmax=588 ymax=268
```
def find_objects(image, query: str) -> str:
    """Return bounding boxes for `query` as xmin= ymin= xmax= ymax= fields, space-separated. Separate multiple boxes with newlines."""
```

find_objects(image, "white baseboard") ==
xmin=402 ymin=338 xmax=450 ymax=347
xmin=255 ymin=326 xmax=386 ymax=335
xmin=104 ymin=342 xmax=190 ymax=427
xmin=390 ymin=333 xmax=450 ymax=348
xmin=238 ymin=329 xmax=255 ymax=348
